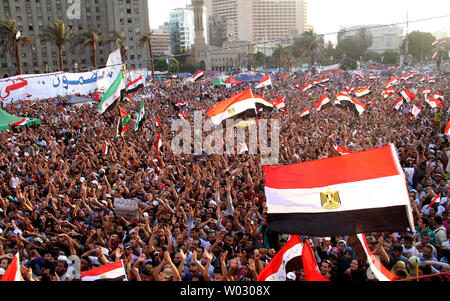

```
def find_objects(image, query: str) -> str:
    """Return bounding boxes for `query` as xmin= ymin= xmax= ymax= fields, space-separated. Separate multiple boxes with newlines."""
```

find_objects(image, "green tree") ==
xmin=293 ymin=30 xmax=322 ymax=67
xmin=254 ymin=51 xmax=266 ymax=68
xmin=380 ymin=50 xmax=398 ymax=65
xmin=108 ymin=30 xmax=127 ymax=64
xmin=358 ymin=28 xmax=373 ymax=58
xmin=0 ymin=16 xmax=35 ymax=75
xmin=140 ymin=32 xmax=156 ymax=82
xmin=40 ymin=19 xmax=71 ymax=72
xmin=401 ymin=31 xmax=436 ymax=63
xmin=155 ymin=57 xmax=179 ymax=73
xmin=74 ymin=27 xmax=100 ymax=68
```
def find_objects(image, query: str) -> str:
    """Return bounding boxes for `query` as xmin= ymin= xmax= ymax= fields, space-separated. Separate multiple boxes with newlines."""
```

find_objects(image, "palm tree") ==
xmin=40 ymin=19 xmax=71 ymax=72
xmin=295 ymin=30 xmax=320 ymax=68
xmin=0 ymin=16 xmax=34 ymax=75
xmin=108 ymin=30 xmax=127 ymax=64
xmin=140 ymin=32 xmax=156 ymax=82
xmin=74 ymin=27 xmax=100 ymax=69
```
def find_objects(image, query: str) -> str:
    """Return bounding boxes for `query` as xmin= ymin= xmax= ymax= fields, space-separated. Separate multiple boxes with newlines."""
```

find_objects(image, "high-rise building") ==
xmin=0 ymin=0 xmax=150 ymax=76
xmin=205 ymin=0 xmax=309 ymax=43
xmin=151 ymin=23 xmax=171 ymax=57
xmin=169 ymin=3 xmax=208 ymax=55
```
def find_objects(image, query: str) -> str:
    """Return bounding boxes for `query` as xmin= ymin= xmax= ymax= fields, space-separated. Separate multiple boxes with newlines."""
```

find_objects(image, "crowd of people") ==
xmin=0 ymin=65 xmax=449 ymax=282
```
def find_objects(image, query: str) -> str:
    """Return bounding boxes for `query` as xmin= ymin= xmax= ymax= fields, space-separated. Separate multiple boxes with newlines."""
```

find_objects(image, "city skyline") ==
xmin=148 ymin=0 xmax=450 ymax=44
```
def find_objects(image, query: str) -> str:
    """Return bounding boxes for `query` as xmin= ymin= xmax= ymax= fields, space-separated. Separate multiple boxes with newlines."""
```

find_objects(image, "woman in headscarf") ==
xmin=390 ymin=261 xmax=410 ymax=279
xmin=338 ymin=247 xmax=356 ymax=275
xmin=407 ymin=256 xmax=422 ymax=278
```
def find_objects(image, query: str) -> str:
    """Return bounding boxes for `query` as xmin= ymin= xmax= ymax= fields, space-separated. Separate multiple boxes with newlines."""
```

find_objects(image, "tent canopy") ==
xmin=212 ymin=78 xmax=226 ymax=86
xmin=224 ymin=77 xmax=244 ymax=84
xmin=236 ymin=75 xmax=255 ymax=82
xmin=0 ymin=108 xmax=41 ymax=131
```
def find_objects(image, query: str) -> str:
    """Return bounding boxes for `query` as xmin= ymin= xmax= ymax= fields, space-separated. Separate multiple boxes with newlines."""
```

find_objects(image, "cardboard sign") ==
xmin=114 ymin=198 xmax=139 ymax=219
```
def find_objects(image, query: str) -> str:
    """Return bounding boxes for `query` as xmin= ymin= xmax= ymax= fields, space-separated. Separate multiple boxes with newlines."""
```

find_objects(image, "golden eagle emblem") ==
xmin=320 ymin=189 xmax=341 ymax=210
xmin=227 ymin=107 xmax=236 ymax=115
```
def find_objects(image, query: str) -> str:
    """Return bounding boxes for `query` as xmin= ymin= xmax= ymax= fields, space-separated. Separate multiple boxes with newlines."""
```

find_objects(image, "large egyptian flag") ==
xmin=302 ymin=82 xmax=313 ymax=92
xmin=134 ymin=99 xmax=145 ymax=131
xmin=349 ymin=97 xmax=366 ymax=115
xmin=255 ymin=74 xmax=272 ymax=89
xmin=126 ymin=75 xmax=144 ymax=93
xmin=257 ymin=235 xmax=303 ymax=281
xmin=400 ymin=89 xmax=416 ymax=102
xmin=354 ymin=87 xmax=371 ymax=98
xmin=98 ymin=69 xmax=125 ymax=114
xmin=272 ymin=96 xmax=286 ymax=110
xmin=263 ymin=144 xmax=414 ymax=236
xmin=0 ymin=253 xmax=24 ymax=281
xmin=314 ymin=94 xmax=330 ymax=111
xmin=81 ymin=260 xmax=127 ymax=281
xmin=385 ymin=76 xmax=398 ymax=88
xmin=192 ymin=70 xmax=204 ymax=81
xmin=206 ymin=88 xmax=256 ymax=125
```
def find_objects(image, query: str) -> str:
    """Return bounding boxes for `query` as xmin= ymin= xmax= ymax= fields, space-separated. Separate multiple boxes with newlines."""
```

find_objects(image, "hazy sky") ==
xmin=148 ymin=0 xmax=450 ymax=43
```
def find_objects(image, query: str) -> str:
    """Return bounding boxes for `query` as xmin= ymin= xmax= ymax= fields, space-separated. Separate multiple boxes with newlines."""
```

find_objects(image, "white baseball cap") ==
xmin=286 ymin=272 xmax=296 ymax=280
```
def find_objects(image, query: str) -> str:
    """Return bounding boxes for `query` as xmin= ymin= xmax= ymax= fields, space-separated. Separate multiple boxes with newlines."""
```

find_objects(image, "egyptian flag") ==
xmin=354 ymin=87 xmax=371 ymax=98
xmin=394 ymin=97 xmax=404 ymax=111
xmin=176 ymin=101 xmax=186 ymax=107
xmin=103 ymin=139 xmax=109 ymax=155
xmin=350 ymin=97 xmax=366 ymax=115
xmin=312 ymin=79 xmax=321 ymax=86
xmin=254 ymin=94 xmax=274 ymax=111
xmin=431 ymin=51 xmax=438 ymax=59
xmin=320 ymin=76 xmax=330 ymax=83
xmin=429 ymin=194 xmax=441 ymax=207
xmin=16 ymin=30 xmax=21 ymax=40
xmin=263 ymin=144 xmax=415 ymax=236
xmin=0 ymin=253 xmax=24 ymax=281
xmin=314 ymin=94 xmax=330 ymax=111
xmin=304 ymin=73 xmax=309 ymax=81
xmin=370 ymin=99 xmax=376 ymax=106
xmin=81 ymin=260 xmax=127 ymax=281
xmin=432 ymin=40 xmax=439 ymax=46
xmin=300 ymin=107 xmax=310 ymax=118
xmin=419 ymin=76 xmax=425 ymax=82
xmin=178 ymin=112 xmax=187 ymax=119
xmin=410 ymin=105 xmax=422 ymax=119
xmin=156 ymin=133 xmax=163 ymax=164
xmin=28 ymin=101 xmax=36 ymax=107
xmin=98 ymin=69 xmax=125 ymax=114
xmin=206 ymin=88 xmax=256 ymax=126
xmin=381 ymin=88 xmax=396 ymax=99
xmin=193 ymin=70 xmax=204 ymax=81
xmin=134 ymin=99 xmax=145 ymax=131
xmin=400 ymin=89 xmax=416 ymax=102
xmin=422 ymin=88 xmax=431 ymax=95
xmin=282 ymin=73 xmax=288 ymax=81
xmin=385 ymin=76 xmax=398 ymax=88
xmin=425 ymin=96 xmax=442 ymax=108
xmin=433 ymin=93 xmax=444 ymax=101
xmin=155 ymin=115 xmax=162 ymax=129
xmin=272 ymin=96 xmax=286 ymax=111
xmin=257 ymin=235 xmax=303 ymax=281
xmin=347 ymin=234 xmax=397 ymax=281
xmin=10 ymin=118 xmax=27 ymax=127
xmin=256 ymin=74 xmax=272 ymax=89
xmin=401 ymin=73 xmax=414 ymax=81
xmin=335 ymin=93 xmax=352 ymax=106
xmin=302 ymin=239 xmax=329 ymax=281
xmin=302 ymin=82 xmax=313 ymax=92
xmin=445 ymin=120 xmax=450 ymax=137
xmin=369 ymin=74 xmax=380 ymax=80
xmin=334 ymin=144 xmax=352 ymax=155
xmin=126 ymin=75 xmax=144 ymax=93
xmin=355 ymin=71 xmax=364 ymax=79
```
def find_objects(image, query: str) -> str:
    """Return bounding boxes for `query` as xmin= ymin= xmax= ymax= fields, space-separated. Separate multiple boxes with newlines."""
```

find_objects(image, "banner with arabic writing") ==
xmin=0 ymin=66 xmax=122 ymax=104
